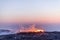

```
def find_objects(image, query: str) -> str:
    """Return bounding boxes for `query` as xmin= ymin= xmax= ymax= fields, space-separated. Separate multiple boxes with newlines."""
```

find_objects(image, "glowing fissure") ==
xmin=19 ymin=24 xmax=45 ymax=32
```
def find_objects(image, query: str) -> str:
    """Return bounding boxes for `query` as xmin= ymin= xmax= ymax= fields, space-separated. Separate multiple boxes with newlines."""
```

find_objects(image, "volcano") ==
xmin=19 ymin=24 xmax=45 ymax=33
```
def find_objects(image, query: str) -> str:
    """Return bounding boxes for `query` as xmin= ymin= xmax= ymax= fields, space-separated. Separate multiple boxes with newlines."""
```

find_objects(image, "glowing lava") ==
xmin=36 ymin=29 xmax=45 ymax=32
xmin=19 ymin=24 xmax=45 ymax=33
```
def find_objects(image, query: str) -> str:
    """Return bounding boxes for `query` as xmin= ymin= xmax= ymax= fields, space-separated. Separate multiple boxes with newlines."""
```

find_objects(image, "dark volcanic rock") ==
xmin=0 ymin=32 xmax=60 ymax=40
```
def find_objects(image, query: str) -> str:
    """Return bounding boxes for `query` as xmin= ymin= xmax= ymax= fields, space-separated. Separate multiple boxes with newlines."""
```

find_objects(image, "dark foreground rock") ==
xmin=0 ymin=32 xmax=60 ymax=40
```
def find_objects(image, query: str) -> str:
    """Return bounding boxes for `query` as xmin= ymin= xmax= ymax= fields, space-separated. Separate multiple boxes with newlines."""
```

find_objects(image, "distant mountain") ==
xmin=0 ymin=29 xmax=14 ymax=35
xmin=0 ymin=29 xmax=10 ymax=33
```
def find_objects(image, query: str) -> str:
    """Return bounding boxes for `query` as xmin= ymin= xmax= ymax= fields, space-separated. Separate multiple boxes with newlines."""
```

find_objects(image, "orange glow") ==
xmin=36 ymin=29 xmax=45 ymax=32
xmin=19 ymin=24 xmax=45 ymax=33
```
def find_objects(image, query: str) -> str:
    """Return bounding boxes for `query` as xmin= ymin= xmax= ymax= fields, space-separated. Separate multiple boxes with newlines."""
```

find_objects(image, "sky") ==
xmin=0 ymin=0 xmax=60 ymax=23
xmin=0 ymin=0 xmax=60 ymax=31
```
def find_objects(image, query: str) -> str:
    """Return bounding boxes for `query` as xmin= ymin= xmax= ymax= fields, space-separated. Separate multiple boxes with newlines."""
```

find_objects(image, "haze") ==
xmin=0 ymin=0 xmax=60 ymax=32
xmin=0 ymin=0 xmax=60 ymax=23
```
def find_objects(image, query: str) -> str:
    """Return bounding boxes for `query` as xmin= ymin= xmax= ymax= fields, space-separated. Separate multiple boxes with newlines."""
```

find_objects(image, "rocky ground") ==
xmin=0 ymin=32 xmax=60 ymax=40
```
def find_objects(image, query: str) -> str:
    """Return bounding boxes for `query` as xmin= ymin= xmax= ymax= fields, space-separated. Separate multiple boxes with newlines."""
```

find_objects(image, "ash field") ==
xmin=0 ymin=32 xmax=60 ymax=40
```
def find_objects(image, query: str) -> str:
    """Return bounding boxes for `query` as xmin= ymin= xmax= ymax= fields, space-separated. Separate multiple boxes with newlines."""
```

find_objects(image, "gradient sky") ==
xmin=0 ymin=0 xmax=60 ymax=31
xmin=0 ymin=0 xmax=60 ymax=23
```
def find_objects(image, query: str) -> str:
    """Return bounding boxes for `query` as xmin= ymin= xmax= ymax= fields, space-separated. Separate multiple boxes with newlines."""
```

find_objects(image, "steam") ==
xmin=17 ymin=24 xmax=45 ymax=32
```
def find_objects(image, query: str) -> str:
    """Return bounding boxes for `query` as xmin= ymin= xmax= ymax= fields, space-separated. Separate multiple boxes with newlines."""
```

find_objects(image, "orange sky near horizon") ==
xmin=0 ymin=16 xmax=60 ymax=23
xmin=0 ymin=0 xmax=60 ymax=24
